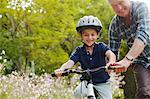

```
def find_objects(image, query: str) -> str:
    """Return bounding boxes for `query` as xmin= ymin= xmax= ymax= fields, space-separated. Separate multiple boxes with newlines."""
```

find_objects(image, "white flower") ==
xmin=0 ymin=14 xmax=2 ymax=19
xmin=0 ymin=64 xmax=4 ymax=70
xmin=3 ymin=59 xmax=7 ymax=63
xmin=0 ymin=56 xmax=2 ymax=60
xmin=2 ymin=50 xmax=5 ymax=55
xmin=28 ymin=10 xmax=31 ymax=13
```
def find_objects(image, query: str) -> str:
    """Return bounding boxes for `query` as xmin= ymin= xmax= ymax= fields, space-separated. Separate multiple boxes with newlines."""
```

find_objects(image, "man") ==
xmin=107 ymin=0 xmax=150 ymax=99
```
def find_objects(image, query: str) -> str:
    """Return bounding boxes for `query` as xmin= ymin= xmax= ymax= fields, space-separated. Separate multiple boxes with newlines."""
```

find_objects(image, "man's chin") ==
xmin=118 ymin=12 xmax=128 ymax=17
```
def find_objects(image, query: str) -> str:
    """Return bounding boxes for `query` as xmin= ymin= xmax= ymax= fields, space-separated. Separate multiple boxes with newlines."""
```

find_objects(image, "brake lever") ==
xmin=108 ymin=63 xmax=127 ymax=73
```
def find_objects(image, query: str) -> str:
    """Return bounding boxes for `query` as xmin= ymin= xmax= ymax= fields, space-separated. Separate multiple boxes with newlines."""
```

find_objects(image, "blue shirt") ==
xmin=108 ymin=0 xmax=150 ymax=69
xmin=70 ymin=42 xmax=110 ymax=84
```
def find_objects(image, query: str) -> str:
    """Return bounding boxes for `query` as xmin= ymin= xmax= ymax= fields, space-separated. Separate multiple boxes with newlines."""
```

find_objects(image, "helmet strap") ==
xmin=83 ymin=42 xmax=95 ymax=48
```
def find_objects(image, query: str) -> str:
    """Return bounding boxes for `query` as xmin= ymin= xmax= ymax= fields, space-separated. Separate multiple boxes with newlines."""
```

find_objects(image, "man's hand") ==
xmin=109 ymin=60 xmax=129 ymax=73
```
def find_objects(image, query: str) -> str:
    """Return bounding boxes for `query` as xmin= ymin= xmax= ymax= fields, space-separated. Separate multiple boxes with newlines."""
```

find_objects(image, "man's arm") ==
xmin=125 ymin=38 xmax=145 ymax=61
xmin=117 ymin=38 xmax=145 ymax=68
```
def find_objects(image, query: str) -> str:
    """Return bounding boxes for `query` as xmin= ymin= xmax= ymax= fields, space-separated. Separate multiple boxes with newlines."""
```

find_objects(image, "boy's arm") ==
xmin=105 ymin=50 xmax=116 ymax=66
xmin=59 ymin=60 xmax=75 ymax=70
xmin=54 ymin=60 xmax=74 ymax=77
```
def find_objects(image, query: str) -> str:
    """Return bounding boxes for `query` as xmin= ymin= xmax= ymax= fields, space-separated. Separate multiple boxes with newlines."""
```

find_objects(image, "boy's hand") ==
xmin=54 ymin=68 xmax=64 ymax=77
xmin=106 ymin=62 xmax=115 ymax=74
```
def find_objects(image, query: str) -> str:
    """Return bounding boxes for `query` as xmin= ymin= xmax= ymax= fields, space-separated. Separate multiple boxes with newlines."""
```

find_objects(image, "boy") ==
xmin=54 ymin=15 xmax=116 ymax=99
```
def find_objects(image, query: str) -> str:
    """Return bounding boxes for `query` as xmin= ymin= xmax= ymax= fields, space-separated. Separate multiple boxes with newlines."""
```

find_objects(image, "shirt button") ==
xmin=90 ymin=58 xmax=92 ymax=60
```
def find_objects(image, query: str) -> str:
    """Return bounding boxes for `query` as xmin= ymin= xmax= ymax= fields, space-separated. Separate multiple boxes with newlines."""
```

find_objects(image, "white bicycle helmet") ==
xmin=76 ymin=15 xmax=102 ymax=34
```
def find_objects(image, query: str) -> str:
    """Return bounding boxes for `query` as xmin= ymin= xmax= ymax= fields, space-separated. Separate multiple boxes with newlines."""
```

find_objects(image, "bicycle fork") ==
xmin=87 ymin=83 xmax=96 ymax=99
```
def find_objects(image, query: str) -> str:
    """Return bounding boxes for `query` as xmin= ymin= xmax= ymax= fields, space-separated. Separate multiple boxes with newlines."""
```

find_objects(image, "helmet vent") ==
xmin=93 ymin=20 xmax=95 ymax=23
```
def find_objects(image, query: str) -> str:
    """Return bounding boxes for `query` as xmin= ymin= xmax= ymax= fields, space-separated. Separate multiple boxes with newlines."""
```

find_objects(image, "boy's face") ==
xmin=81 ymin=28 xmax=99 ymax=47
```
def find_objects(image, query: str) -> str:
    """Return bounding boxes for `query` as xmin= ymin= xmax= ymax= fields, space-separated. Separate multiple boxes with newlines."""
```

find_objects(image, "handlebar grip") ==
xmin=51 ymin=70 xmax=70 ymax=77
xmin=107 ymin=66 xmax=115 ymax=70
xmin=61 ymin=71 xmax=70 ymax=76
xmin=51 ymin=72 xmax=56 ymax=77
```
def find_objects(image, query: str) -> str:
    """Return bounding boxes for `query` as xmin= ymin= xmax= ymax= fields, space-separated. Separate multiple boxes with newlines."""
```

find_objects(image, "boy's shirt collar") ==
xmin=82 ymin=42 xmax=97 ymax=55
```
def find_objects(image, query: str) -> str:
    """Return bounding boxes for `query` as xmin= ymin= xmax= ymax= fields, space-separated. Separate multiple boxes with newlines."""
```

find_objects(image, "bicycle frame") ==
xmin=87 ymin=82 xmax=96 ymax=99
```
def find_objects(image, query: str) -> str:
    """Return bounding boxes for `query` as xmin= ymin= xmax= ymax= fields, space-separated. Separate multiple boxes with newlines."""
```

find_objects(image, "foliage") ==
xmin=0 ymin=50 xmax=15 ymax=74
xmin=0 ymin=0 xmax=133 ymax=98
xmin=0 ymin=0 xmax=117 ymax=74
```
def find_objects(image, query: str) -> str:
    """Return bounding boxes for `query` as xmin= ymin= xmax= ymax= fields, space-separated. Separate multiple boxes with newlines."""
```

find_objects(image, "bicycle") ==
xmin=51 ymin=65 xmax=124 ymax=99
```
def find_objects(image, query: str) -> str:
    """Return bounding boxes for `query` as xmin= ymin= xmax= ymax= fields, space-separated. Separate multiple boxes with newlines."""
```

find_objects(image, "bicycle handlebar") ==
xmin=51 ymin=63 xmax=126 ymax=77
xmin=51 ymin=65 xmax=120 ymax=77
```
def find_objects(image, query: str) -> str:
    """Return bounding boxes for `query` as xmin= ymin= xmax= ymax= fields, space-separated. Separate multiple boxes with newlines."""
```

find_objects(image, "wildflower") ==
xmin=0 ymin=64 xmax=4 ymax=70
xmin=1 ymin=50 xmax=5 ymax=55
xmin=3 ymin=59 xmax=7 ymax=63
xmin=0 ymin=56 xmax=2 ymax=60
xmin=0 ymin=14 xmax=2 ymax=19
